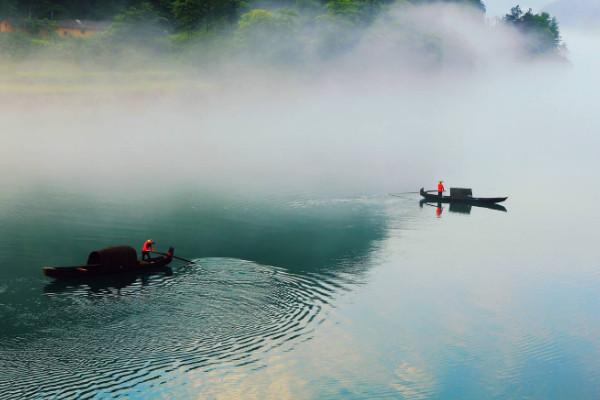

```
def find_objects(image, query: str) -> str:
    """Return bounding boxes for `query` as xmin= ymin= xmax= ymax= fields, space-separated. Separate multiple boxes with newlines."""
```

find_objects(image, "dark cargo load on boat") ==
xmin=87 ymin=246 xmax=138 ymax=268
xmin=449 ymin=188 xmax=473 ymax=199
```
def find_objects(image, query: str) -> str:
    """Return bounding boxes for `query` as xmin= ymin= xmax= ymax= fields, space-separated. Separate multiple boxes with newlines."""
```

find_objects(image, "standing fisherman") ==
xmin=141 ymin=239 xmax=155 ymax=261
xmin=437 ymin=180 xmax=445 ymax=199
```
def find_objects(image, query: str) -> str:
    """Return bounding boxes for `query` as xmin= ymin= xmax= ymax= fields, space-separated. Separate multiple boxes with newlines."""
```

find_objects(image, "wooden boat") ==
xmin=43 ymin=246 xmax=174 ymax=279
xmin=420 ymin=188 xmax=508 ymax=204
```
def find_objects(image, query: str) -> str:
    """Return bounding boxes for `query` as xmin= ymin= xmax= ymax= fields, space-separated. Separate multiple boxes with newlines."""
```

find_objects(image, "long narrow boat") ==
xmin=420 ymin=188 xmax=508 ymax=204
xmin=43 ymin=246 xmax=174 ymax=279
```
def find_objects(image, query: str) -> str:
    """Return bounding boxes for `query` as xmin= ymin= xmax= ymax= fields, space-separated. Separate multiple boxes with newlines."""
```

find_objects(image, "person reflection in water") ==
xmin=436 ymin=204 xmax=443 ymax=218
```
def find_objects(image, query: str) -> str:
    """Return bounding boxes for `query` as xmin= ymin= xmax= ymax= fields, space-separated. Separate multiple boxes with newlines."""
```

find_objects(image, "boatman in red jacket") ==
xmin=141 ymin=239 xmax=155 ymax=261
xmin=437 ymin=180 xmax=445 ymax=199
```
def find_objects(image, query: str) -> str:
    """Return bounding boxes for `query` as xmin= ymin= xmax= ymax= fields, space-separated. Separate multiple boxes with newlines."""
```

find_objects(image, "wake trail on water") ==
xmin=0 ymin=257 xmax=358 ymax=399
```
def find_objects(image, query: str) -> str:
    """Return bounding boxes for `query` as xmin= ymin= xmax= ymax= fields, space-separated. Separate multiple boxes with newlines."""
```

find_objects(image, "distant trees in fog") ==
xmin=504 ymin=5 xmax=561 ymax=54
xmin=0 ymin=0 xmax=564 ymax=60
xmin=0 ymin=0 xmax=488 ymax=24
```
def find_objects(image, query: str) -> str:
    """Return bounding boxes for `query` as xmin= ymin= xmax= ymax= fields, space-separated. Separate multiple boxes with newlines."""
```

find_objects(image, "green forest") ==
xmin=0 ymin=0 xmax=562 ymax=61
xmin=1 ymin=0 xmax=486 ymax=23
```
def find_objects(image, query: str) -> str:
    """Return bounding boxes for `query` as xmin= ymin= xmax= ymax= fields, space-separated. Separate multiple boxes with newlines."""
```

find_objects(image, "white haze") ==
xmin=544 ymin=0 xmax=600 ymax=29
xmin=1 ymin=3 xmax=598 ymax=198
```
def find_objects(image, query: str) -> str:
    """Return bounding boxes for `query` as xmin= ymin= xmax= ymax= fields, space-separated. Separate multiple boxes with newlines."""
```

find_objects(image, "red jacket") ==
xmin=142 ymin=240 xmax=154 ymax=253
xmin=438 ymin=182 xmax=445 ymax=192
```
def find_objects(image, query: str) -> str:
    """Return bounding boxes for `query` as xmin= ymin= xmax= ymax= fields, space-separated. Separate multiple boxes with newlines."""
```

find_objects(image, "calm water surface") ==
xmin=1 ymin=182 xmax=599 ymax=399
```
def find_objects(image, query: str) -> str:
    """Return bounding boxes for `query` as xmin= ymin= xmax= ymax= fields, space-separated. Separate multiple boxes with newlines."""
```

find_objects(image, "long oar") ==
xmin=150 ymin=251 xmax=194 ymax=263
xmin=389 ymin=189 xmax=437 ymax=197
xmin=389 ymin=192 xmax=420 ymax=196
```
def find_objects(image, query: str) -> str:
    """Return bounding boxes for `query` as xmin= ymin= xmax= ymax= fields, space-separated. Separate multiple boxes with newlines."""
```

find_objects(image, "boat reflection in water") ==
xmin=419 ymin=199 xmax=507 ymax=215
xmin=43 ymin=266 xmax=174 ymax=296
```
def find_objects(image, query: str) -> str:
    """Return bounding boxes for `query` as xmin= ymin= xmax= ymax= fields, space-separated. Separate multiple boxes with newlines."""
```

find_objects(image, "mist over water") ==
xmin=2 ymin=3 xmax=600 ymax=399
xmin=1 ymin=4 xmax=596 ymax=196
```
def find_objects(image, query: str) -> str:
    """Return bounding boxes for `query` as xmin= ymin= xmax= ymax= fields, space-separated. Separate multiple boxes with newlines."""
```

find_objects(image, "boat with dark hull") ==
xmin=420 ymin=188 xmax=507 ymax=204
xmin=43 ymin=246 xmax=174 ymax=279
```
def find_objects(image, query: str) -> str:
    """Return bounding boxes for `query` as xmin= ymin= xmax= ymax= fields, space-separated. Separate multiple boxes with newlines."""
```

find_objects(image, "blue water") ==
xmin=1 ymin=183 xmax=599 ymax=399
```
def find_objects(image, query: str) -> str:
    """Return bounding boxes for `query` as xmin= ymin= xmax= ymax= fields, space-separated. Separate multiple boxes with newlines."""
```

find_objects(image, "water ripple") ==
xmin=0 ymin=257 xmax=351 ymax=399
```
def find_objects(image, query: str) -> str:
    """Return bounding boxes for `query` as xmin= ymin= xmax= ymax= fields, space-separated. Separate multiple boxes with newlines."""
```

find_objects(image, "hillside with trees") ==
xmin=0 ymin=0 xmax=563 ymax=62
xmin=504 ymin=5 xmax=561 ymax=53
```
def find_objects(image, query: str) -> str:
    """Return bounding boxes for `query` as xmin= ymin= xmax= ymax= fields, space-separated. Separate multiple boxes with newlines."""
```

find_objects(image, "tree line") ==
xmin=1 ymin=1 xmax=485 ymax=25
xmin=0 ymin=0 xmax=562 ymax=59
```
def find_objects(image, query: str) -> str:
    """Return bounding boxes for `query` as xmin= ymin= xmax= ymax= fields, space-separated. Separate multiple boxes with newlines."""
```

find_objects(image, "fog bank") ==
xmin=1 ymin=4 xmax=596 ymax=198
